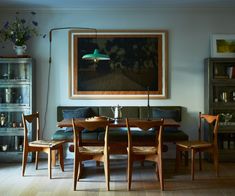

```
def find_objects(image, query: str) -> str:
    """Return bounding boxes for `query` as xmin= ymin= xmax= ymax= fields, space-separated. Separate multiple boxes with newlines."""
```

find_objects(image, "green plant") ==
xmin=0 ymin=11 xmax=43 ymax=46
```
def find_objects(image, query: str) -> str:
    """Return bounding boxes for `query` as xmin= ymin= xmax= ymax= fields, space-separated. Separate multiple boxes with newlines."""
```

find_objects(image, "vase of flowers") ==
xmin=0 ymin=11 xmax=39 ymax=55
xmin=13 ymin=45 xmax=27 ymax=55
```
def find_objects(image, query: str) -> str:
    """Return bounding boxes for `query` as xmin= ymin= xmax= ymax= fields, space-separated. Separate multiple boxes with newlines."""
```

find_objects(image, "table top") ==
xmin=57 ymin=118 xmax=180 ymax=128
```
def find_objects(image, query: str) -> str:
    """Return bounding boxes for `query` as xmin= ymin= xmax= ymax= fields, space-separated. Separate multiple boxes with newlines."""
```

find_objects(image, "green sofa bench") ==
xmin=52 ymin=106 xmax=188 ymax=154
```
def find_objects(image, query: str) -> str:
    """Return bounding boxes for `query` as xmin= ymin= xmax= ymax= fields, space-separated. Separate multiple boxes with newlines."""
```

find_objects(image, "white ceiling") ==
xmin=1 ymin=0 xmax=235 ymax=10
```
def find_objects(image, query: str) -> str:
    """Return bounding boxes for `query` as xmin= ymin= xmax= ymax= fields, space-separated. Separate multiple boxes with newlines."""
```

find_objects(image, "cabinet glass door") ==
xmin=0 ymin=85 xmax=30 ymax=106
xmin=0 ymin=62 xmax=30 ymax=81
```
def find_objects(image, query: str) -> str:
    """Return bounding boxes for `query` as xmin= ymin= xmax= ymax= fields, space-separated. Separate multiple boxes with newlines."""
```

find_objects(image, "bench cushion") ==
xmin=52 ymin=129 xmax=98 ymax=141
xmin=54 ymin=106 xmax=188 ymax=149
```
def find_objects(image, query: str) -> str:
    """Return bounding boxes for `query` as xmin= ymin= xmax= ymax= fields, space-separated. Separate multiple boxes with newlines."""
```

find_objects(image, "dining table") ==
xmin=57 ymin=118 xmax=180 ymax=128
xmin=52 ymin=118 xmax=181 ymax=166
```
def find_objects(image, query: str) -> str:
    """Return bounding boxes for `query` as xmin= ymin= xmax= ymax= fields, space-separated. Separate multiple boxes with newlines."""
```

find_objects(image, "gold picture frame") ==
xmin=69 ymin=30 xmax=168 ymax=99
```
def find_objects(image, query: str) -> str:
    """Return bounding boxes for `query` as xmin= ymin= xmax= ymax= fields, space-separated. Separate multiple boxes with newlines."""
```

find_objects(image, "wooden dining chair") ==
xmin=72 ymin=118 xmax=110 ymax=191
xmin=126 ymin=118 xmax=164 ymax=191
xmin=22 ymin=112 xmax=65 ymax=179
xmin=175 ymin=112 xmax=219 ymax=180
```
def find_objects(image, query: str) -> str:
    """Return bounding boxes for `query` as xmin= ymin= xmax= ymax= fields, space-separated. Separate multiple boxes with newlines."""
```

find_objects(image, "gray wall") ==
xmin=1 ymin=7 xmax=235 ymax=142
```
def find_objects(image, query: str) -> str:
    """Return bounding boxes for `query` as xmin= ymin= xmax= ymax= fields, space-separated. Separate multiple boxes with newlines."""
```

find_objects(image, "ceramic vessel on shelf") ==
xmin=2 ymin=145 xmax=8 ymax=151
xmin=13 ymin=45 xmax=27 ymax=55
xmin=0 ymin=113 xmax=6 ymax=126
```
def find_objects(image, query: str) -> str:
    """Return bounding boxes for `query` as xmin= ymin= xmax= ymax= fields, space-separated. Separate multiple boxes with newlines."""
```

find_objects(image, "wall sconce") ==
xmin=42 ymin=27 xmax=110 ymax=137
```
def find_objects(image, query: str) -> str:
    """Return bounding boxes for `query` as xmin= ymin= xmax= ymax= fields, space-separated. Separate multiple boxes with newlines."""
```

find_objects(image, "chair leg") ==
xmin=73 ymin=154 xmax=79 ymax=191
xmin=51 ymin=150 xmax=57 ymax=167
xmin=184 ymin=151 xmax=189 ymax=167
xmin=96 ymin=161 xmax=100 ymax=167
xmin=175 ymin=145 xmax=180 ymax=172
xmin=58 ymin=146 xmax=64 ymax=172
xmin=158 ymin=157 xmax=164 ymax=191
xmin=48 ymin=149 xmax=52 ymax=179
xmin=140 ymin=160 xmax=144 ymax=167
xmin=22 ymin=149 xmax=28 ymax=176
xmin=155 ymin=162 xmax=160 ymax=181
xmin=191 ymin=148 xmax=195 ymax=180
xmin=35 ymin=151 xmax=39 ymax=170
xmin=199 ymin=151 xmax=202 ymax=171
xmin=77 ymin=162 xmax=82 ymax=181
xmin=214 ymin=149 xmax=219 ymax=177
xmin=104 ymin=155 xmax=110 ymax=191
xmin=127 ymin=155 xmax=133 ymax=191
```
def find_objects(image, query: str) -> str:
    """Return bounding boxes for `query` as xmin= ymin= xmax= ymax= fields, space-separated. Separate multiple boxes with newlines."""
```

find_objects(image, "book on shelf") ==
xmin=227 ymin=67 xmax=233 ymax=79
xmin=214 ymin=75 xmax=229 ymax=79
xmin=233 ymin=66 xmax=235 ymax=78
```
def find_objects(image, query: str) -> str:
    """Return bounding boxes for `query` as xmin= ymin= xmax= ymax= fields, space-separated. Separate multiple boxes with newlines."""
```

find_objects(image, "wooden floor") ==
xmin=0 ymin=157 xmax=235 ymax=196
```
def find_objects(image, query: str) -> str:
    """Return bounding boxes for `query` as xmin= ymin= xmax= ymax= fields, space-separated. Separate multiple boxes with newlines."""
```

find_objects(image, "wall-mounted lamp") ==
xmin=42 ymin=27 xmax=110 ymax=137
xmin=49 ymin=27 xmax=110 ymax=64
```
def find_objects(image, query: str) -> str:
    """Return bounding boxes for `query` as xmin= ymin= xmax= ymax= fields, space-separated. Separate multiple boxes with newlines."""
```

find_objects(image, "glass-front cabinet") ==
xmin=204 ymin=58 xmax=235 ymax=161
xmin=0 ymin=57 xmax=34 ymax=162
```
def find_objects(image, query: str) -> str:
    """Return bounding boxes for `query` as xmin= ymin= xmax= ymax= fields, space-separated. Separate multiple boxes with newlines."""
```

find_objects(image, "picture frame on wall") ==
xmin=211 ymin=34 xmax=235 ymax=58
xmin=68 ymin=30 xmax=168 ymax=99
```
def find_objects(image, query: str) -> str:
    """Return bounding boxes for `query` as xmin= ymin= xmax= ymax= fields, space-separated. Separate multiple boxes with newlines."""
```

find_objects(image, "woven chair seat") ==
xmin=177 ymin=140 xmax=212 ymax=149
xmin=29 ymin=140 xmax=64 ymax=147
xmin=129 ymin=146 xmax=157 ymax=155
xmin=78 ymin=146 xmax=104 ymax=154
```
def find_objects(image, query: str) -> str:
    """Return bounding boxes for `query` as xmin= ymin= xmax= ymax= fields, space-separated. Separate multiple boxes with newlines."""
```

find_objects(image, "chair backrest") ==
xmin=198 ymin=112 xmax=219 ymax=146
xmin=125 ymin=118 xmax=164 ymax=153
xmin=22 ymin=112 xmax=40 ymax=146
xmin=72 ymin=118 xmax=110 ymax=149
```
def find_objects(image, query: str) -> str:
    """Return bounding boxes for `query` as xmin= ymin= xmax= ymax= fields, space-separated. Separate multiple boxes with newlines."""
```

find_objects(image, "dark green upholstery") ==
xmin=164 ymin=130 xmax=189 ymax=142
xmin=57 ymin=106 xmax=182 ymax=122
xmin=98 ymin=128 xmax=156 ymax=143
xmin=52 ymin=129 xmax=99 ymax=141
xmin=54 ymin=106 xmax=188 ymax=147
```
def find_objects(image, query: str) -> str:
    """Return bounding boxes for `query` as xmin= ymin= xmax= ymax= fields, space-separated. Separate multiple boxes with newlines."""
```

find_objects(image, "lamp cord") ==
xmin=41 ymin=27 xmax=96 ymax=138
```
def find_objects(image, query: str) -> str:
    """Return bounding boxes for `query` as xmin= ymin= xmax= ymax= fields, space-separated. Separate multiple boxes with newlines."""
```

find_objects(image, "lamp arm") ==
xmin=49 ymin=27 xmax=96 ymax=63
xmin=42 ymin=26 xmax=96 ymax=138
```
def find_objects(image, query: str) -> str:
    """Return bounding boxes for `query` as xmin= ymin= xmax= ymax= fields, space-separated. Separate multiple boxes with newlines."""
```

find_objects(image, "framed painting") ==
xmin=211 ymin=34 xmax=235 ymax=58
xmin=68 ymin=30 xmax=168 ymax=99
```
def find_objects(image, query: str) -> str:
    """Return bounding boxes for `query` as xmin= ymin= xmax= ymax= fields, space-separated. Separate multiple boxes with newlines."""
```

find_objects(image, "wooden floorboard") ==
xmin=0 ymin=157 xmax=235 ymax=196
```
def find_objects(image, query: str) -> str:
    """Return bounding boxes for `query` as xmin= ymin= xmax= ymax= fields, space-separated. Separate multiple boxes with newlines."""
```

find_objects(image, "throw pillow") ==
xmin=152 ymin=108 xmax=180 ymax=132
xmin=63 ymin=107 xmax=94 ymax=132
xmin=63 ymin=107 xmax=94 ymax=119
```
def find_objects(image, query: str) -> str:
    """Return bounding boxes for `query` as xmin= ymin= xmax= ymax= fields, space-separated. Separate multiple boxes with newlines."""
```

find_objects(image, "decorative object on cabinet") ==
xmin=13 ymin=45 xmax=27 ymax=55
xmin=0 ymin=12 xmax=43 ymax=55
xmin=69 ymin=30 xmax=168 ymax=99
xmin=0 ymin=57 xmax=34 ymax=162
xmin=204 ymin=57 xmax=235 ymax=161
xmin=211 ymin=34 xmax=235 ymax=58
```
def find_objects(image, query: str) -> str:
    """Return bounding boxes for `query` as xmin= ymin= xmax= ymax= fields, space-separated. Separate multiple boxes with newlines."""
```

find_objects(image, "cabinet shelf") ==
xmin=0 ymin=103 xmax=30 ymax=108
xmin=212 ymin=79 xmax=235 ymax=85
xmin=0 ymin=79 xmax=30 ymax=84
xmin=212 ymin=102 xmax=235 ymax=108
xmin=0 ymin=128 xmax=24 ymax=136
xmin=0 ymin=150 xmax=23 ymax=153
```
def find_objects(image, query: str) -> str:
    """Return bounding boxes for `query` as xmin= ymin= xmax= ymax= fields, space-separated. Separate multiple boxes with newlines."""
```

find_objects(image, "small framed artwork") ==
xmin=68 ymin=29 xmax=168 ymax=99
xmin=211 ymin=34 xmax=235 ymax=57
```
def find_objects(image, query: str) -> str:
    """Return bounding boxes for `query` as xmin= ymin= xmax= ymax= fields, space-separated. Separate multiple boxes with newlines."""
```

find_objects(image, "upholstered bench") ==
xmin=52 ymin=106 xmax=188 ymax=154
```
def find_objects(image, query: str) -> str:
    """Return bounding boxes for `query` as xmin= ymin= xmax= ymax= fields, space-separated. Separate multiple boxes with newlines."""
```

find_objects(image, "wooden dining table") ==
xmin=57 ymin=118 xmax=180 ymax=128
xmin=52 ymin=118 xmax=180 ymax=166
